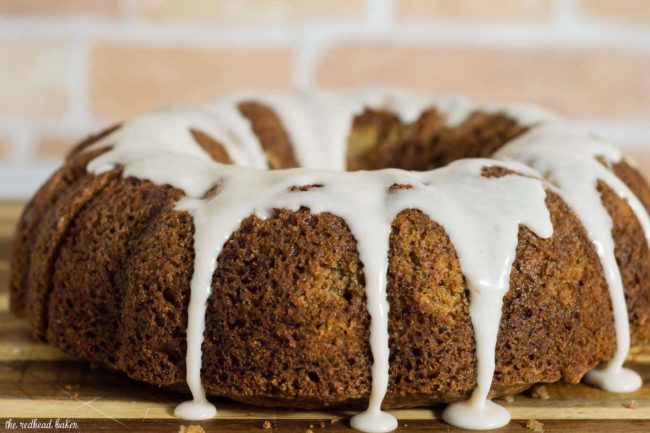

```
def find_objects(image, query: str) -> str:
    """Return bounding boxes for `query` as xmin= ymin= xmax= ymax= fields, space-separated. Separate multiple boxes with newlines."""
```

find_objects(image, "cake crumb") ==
xmin=503 ymin=395 xmax=515 ymax=403
xmin=624 ymin=401 xmax=638 ymax=409
xmin=526 ymin=419 xmax=544 ymax=432
xmin=262 ymin=420 xmax=272 ymax=429
xmin=329 ymin=419 xmax=337 ymax=424
xmin=319 ymin=420 xmax=326 ymax=428
xmin=178 ymin=425 xmax=205 ymax=433
xmin=530 ymin=385 xmax=550 ymax=400
xmin=306 ymin=429 xmax=314 ymax=433
xmin=64 ymin=384 xmax=80 ymax=401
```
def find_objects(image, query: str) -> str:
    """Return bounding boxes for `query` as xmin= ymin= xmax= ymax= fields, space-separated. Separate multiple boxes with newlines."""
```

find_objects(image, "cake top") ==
xmin=89 ymin=87 xmax=560 ymax=173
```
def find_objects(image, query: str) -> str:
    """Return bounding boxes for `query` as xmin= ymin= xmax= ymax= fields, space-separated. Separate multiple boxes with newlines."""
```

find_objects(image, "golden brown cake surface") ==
xmin=10 ymin=93 xmax=650 ymax=411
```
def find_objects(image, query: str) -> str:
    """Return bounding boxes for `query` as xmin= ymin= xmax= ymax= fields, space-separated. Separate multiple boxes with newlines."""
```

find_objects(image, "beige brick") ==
xmin=0 ymin=137 xmax=11 ymax=162
xmin=398 ymin=0 xmax=552 ymax=22
xmin=131 ymin=0 xmax=364 ymax=24
xmin=576 ymin=0 xmax=650 ymax=25
xmin=316 ymin=44 xmax=650 ymax=119
xmin=0 ymin=39 xmax=71 ymax=120
xmin=0 ymin=0 xmax=121 ymax=18
xmin=34 ymin=134 xmax=77 ymax=160
xmin=91 ymin=43 xmax=293 ymax=119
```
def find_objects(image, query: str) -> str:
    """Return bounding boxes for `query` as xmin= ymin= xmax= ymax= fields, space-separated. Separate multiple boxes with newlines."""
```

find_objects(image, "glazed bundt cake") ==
xmin=10 ymin=88 xmax=650 ymax=431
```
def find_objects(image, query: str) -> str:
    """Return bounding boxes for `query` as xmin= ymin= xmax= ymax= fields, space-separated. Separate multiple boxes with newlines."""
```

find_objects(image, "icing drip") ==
xmin=207 ymin=99 xmax=270 ymax=169
xmin=497 ymin=124 xmax=649 ymax=393
xmin=81 ymin=88 xmax=649 ymax=432
xmin=402 ymin=161 xmax=553 ymax=430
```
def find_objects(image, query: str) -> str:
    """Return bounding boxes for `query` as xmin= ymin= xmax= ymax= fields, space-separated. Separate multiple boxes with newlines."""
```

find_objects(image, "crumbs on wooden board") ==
xmin=623 ymin=401 xmax=639 ymax=409
xmin=178 ymin=425 xmax=206 ymax=433
xmin=64 ymin=384 xmax=80 ymax=401
xmin=525 ymin=419 xmax=544 ymax=432
xmin=529 ymin=385 xmax=550 ymax=400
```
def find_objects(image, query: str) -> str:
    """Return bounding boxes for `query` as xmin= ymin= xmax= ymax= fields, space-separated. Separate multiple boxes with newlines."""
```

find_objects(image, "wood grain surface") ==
xmin=0 ymin=201 xmax=648 ymax=433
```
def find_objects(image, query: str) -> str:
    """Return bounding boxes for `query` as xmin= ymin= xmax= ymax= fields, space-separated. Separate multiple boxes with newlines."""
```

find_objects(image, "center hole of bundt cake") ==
xmin=345 ymin=108 xmax=530 ymax=172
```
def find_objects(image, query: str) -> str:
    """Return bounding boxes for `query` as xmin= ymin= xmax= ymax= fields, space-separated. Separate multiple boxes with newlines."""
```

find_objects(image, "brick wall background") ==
xmin=0 ymin=0 xmax=649 ymax=198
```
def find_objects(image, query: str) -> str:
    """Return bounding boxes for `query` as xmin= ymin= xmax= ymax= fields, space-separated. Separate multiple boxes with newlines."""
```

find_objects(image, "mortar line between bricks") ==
xmin=1 ymin=17 xmax=650 ymax=50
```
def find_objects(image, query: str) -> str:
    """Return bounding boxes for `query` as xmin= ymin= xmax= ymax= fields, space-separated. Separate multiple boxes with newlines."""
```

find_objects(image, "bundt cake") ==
xmin=10 ymin=88 xmax=650 ymax=432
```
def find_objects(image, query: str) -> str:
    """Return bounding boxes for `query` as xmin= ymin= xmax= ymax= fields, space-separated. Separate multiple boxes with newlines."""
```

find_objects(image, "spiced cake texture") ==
xmin=10 ymin=102 xmax=650 ymax=409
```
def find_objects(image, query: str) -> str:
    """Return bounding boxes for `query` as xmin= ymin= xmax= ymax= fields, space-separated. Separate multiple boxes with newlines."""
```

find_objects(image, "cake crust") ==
xmin=10 ymin=99 xmax=650 ymax=410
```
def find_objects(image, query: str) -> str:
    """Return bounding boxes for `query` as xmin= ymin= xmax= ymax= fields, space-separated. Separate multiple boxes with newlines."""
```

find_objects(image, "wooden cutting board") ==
xmin=0 ymin=201 xmax=649 ymax=433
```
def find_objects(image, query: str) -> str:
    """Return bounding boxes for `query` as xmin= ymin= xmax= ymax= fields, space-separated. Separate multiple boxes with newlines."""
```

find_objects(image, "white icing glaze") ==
xmin=393 ymin=160 xmax=554 ymax=430
xmin=82 ymin=88 xmax=649 ymax=432
xmin=207 ymin=98 xmax=269 ymax=169
xmin=496 ymin=124 xmax=647 ymax=393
